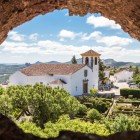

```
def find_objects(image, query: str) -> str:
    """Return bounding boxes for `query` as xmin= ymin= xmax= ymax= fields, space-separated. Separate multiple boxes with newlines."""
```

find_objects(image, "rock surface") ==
xmin=0 ymin=113 xmax=140 ymax=140
xmin=0 ymin=0 xmax=140 ymax=44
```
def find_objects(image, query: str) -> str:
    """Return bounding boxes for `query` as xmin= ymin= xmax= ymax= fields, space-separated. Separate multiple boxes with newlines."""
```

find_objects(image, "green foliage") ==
xmin=2 ymin=84 xmax=83 ymax=127
xmin=19 ymin=115 xmax=109 ymax=138
xmin=120 ymin=88 xmax=140 ymax=98
xmin=90 ymin=88 xmax=98 ymax=95
xmin=104 ymin=114 xmax=140 ymax=133
xmin=133 ymin=74 xmax=140 ymax=84
xmin=134 ymin=66 xmax=139 ymax=75
xmin=99 ymin=59 xmax=106 ymax=83
xmin=18 ymin=121 xmax=47 ymax=138
xmin=0 ymin=86 xmax=5 ymax=95
xmin=76 ymin=104 xmax=87 ymax=117
xmin=87 ymin=109 xmax=102 ymax=121
xmin=77 ymin=96 xmax=110 ymax=113
xmin=71 ymin=55 xmax=77 ymax=64
xmin=0 ymin=93 xmax=13 ymax=117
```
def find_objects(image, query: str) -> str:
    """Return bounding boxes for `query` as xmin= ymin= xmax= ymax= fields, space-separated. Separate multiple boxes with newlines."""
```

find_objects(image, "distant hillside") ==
xmin=46 ymin=61 xmax=61 ymax=64
xmin=66 ymin=58 xmax=140 ymax=67
xmin=0 ymin=64 xmax=26 ymax=84
xmin=103 ymin=59 xmax=140 ymax=67
xmin=0 ymin=64 xmax=25 ymax=75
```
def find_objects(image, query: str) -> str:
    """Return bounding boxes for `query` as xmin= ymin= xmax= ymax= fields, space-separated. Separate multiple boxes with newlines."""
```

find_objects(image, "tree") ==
xmin=134 ymin=66 xmax=139 ymax=75
xmin=6 ymin=84 xmax=83 ymax=128
xmin=71 ymin=55 xmax=77 ymax=64
xmin=25 ymin=63 xmax=31 ymax=67
xmin=133 ymin=74 xmax=140 ymax=84
xmin=99 ymin=59 xmax=106 ymax=84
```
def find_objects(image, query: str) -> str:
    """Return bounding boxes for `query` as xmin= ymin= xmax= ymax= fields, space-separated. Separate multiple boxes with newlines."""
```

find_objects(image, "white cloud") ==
xmin=1 ymin=39 xmax=140 ymax=63
xmin=97 ymin=36 xmax=133 ymax=47
xmin=87 ymin=15 xmax=121 ymax=29
xmin=81 ymin=31 xmax=102 ymax=40
xmin=1 ymin=41 xmax=41 ymax=54
xmin=59 ymin=29 xmax=78 ymax=40
xmin=81 ymin=31 xmax=132 ymax=47
xmin=29 ymin=33 xmax=39 ymax=41
xmin=8 ymin=31 xmax=25 ymax=42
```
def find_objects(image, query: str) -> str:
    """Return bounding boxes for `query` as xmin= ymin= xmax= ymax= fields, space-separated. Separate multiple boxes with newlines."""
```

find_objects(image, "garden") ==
xmin=0 ymin=84 xmax=140 ymax=138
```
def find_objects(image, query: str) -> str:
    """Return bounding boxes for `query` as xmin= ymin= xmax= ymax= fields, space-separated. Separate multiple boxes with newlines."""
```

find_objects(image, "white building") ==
xmin=104 ymin=70 xmax=110 ymax=78
xmin=114 ymin=69 xmax=133 ymax=82
xmin=9 ymin=50 xmax=101 ymax=96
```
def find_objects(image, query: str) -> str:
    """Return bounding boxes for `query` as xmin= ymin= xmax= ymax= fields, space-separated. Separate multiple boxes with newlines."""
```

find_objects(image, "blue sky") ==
xmin=0 ymin=9 xmax=140 ymax=64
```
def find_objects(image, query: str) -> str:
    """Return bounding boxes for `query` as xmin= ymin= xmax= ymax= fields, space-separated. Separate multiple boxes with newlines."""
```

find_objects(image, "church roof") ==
xmin=49 ymin=79 xmax=67 ymax=85
xmin=21 ymin=63 xmax=86 ymax=76
xmin=81 ymin=49 xmax=101 ymax=56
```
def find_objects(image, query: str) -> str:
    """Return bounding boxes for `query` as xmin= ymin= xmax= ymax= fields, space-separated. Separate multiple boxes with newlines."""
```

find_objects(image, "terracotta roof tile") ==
xmin=49 ymin=79 xmax=67 ymax=85
xmin=21 ymin=64 xmax=85 ymax=76
xmin=81 ymin=49 xmax=101 ymax=56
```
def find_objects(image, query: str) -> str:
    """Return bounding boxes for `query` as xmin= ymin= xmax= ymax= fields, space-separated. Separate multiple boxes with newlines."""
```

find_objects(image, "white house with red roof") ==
xmin=9 ymin=50 xmax=100 ymax=96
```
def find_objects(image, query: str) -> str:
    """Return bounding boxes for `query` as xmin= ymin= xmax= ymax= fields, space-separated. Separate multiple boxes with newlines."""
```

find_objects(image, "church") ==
xmin=9 ymin=50 xmax=101 ymax=96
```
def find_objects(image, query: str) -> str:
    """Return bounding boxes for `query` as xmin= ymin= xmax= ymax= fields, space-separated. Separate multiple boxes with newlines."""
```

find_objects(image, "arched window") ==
xmin=95 ymin=57 xmax=98 ymax=65
xmin=85 ymin=57 xmax=89 ymax=65
xmin=84 ymin=70 xmax=88 ymax=77
xmin=91 ymin=57 xmax=93 ymax=67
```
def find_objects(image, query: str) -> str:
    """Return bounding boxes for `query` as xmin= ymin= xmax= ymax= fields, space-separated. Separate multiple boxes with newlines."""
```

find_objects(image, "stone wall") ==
xmin=0 ymin=0 xmax=140 ymax=44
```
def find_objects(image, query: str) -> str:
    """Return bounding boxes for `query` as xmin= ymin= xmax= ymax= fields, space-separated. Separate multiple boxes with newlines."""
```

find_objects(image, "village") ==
xmin=1 ymin=49 xmax=138 ymax=97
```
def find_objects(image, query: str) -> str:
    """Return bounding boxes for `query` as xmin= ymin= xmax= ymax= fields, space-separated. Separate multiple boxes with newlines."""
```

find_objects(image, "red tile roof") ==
xmin=81 ymin=49 xmax=101 ymax=56
xmin=21 ymin=63 xmax=85 ymax=76
xmin=49 ymin=79 xmax=67 ymax=85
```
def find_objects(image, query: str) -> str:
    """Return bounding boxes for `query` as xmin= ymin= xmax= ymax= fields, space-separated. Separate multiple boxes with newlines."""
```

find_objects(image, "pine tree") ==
xmin=71 ymin=55 xmax=77 ymax=64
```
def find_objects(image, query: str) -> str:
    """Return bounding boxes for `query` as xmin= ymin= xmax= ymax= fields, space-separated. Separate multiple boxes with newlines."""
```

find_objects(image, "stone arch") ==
xmin=0 ymin=0 xmax=140 ymax=44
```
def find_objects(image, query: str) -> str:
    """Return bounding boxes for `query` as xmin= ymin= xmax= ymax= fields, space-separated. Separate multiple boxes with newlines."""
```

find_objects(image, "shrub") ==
xmin=0 ymin=86 xmax=5 ymax=95
xmin=104 ymin=114 xmax=140 ymax=133
xmin=87 ymin=109 xmax=102 ymax=121
xmin=91 ymin=98 xmax=110 ymax=113
xmin=83 ymin=102 xmax=93 ymax=108
xmin=90 ymin=88 xmax=98 ymax=95
xmin=77 ymin=105 xmax=88 ymax=117
xmin=120 ymin=88 xmax=140 ymax=98
xmin=132 ymin=101 xmax=140 ymax=107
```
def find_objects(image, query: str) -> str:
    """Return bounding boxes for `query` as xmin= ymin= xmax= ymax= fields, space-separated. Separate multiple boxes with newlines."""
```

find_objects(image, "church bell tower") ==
xmin=81 ymin=49 xmax=101 ymax=89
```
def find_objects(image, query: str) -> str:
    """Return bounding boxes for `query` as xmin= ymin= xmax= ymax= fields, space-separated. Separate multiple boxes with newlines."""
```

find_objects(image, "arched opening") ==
xmin=91 ymin=57 xmax=93 ymax=67
xmin=0 ymin=1 xmax=140 ymax=140
xmin=85 ymin=57 xmax=89 ymax=65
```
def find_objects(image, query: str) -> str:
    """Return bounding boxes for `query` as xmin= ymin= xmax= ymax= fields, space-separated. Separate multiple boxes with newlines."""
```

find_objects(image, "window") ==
xmin=84 ymin=70 xmax=88 ymax=77
xmin=95 ymin=57 xmax=98 ymax=65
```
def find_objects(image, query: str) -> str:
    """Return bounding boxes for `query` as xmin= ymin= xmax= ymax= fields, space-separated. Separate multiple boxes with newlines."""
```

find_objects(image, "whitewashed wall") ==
xmin=9 ymin=71 xmax=71 ymax=93
xmin=82 ymin=56 xmax=99 ymax=88
xmin=71 ymin=65 xmax=95 ymax=96
xmin=9 ymin=64 xmax=99 ymax=96
xmin=114 ymin=70 xmax=133 ymax=82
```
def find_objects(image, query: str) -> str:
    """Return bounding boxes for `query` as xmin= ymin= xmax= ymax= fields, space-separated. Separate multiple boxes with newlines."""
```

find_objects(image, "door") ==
xmin=83 ymin=80 xmax=88 ymax=94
